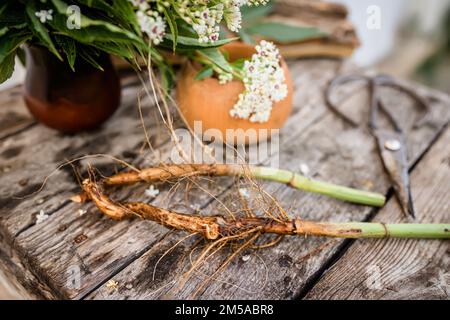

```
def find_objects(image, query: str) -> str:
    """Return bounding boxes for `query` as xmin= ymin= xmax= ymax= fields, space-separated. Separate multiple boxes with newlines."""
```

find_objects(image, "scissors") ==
xmin=325 ymin=74 xmax=432 ymax=219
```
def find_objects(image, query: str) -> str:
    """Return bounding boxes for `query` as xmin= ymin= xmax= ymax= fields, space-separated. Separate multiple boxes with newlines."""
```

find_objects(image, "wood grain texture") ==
xmin=0 ymin=60 xmax=343 ymax=299
xmin=0 ymin=79 xmax=171 ymax=299
xmin=1 ymin=60 xmax=449 ymax=300
xmin=304 ymin=127 xmax=450 ymax=300
xmin=88 ymin=76 xmax=450 ymax=299
xmin=0 ymin=86 xmax=35 ymax=141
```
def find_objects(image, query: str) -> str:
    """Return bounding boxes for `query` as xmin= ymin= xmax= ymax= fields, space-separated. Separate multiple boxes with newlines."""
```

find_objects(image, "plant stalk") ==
xmin=249 ymin=166 xmax=386 ymax=207
xmin=104 ymin=164 xmax=386 ymax=207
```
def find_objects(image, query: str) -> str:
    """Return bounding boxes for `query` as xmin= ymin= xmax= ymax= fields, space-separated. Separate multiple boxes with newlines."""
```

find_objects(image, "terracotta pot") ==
xmin=177 ymin=42 xmax=293 ymax=144
xmin=24 ymin=45 xmax=121 ymax=133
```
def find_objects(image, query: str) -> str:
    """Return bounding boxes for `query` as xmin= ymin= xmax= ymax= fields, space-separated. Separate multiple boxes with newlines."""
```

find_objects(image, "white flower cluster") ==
xmin=130 ymin=0 xmax=267 ymax=44
xmin=191 ymin=4 xmax=224 ymax=43
xmin=129 ymin=0 xmax=167 ymax=45
xmin=230 ymin=41 xmax=288 ymax=123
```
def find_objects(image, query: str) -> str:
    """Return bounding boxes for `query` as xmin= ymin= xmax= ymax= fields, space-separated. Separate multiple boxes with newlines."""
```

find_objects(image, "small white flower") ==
xmin=35 ymin=10 xmax=53 ymax=24
xmin=299 ymin=163 xmax=310 ymax=176
xmin=145 ymin=185 xmax=160 ymax=198
xmin=36 ymin=210 xmax=49 ymax=224
xmin=239 ymin=188 xmax=250 ymax=199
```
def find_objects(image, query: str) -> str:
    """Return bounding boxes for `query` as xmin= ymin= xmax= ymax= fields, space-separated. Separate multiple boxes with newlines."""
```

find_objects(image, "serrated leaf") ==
xmin=55 ymin=36 xmax=76 ymax=70
xmin=112 ymin=0 xmax=140 ymax=34
xmin=78 ymin=47 xmax=104 ymax=71
xmin=163 ymin=7 xmax=178 ymax=52
xmin=245 ymin=22 xmax=326 ymax=44
xmin=94 ymin=42 xmax=135 ymax=60
xmin=49 ymin=0 xmax=143 ymax=45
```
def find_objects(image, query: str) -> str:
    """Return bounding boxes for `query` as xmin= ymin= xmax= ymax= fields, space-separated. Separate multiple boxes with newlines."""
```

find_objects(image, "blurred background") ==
xmin=2 ymin=0 xmax=450 ymax=93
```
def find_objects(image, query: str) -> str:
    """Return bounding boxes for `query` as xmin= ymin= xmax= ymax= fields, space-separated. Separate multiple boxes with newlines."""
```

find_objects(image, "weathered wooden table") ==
xmin=0 ymin=59 xmax=449 ymax=300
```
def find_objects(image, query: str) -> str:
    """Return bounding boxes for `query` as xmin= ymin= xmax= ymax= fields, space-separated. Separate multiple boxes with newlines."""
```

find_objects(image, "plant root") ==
xmin=80 ymin=178 xmax=450 ymax=240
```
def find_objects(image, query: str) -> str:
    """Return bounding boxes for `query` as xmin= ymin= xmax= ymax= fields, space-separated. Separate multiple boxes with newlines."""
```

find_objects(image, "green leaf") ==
xmin=195 ymin=66 xmax=214 ymax=80
xmin=0 ymin=30 xmax=31 ymax=65
xmin=78 ymin=47 xmax=104 ymax=71
xmin=54 ymin=36 xmax=76 ymax=71
xmin=0 ymin=3 xmax=8 ymax=17
xmin=0 ymin=51 xmax=16 ymax=84
xmin=163 ymin=7 xmax=178 ymax=52
xmin=158 ymin=64 xmax=175 ymax=94
xmin=49 ymin=0 xmax=144 ymax=45
xmin=245 ymin=22 xmax=326 ymax=44
xmin=112 ymin=0 xmax=140 ymax=34
xmin=76 ymin=0 xmax=140 ymax=35
xmin=94 ymin=42 xmax=135 ymax=60
xmin=238 ymin=30 xmax=255 ymax=44
xmin=231 ymin=58 xmax=246 ymax=70
xmin=25 ymin=1 xmax=62 ymax=60
xmin=197 ymin=48 xmax=232 ymax=74
xmin=0 ymin=27 xmax=8 ymax=37
xmin=240 ymin=2 xmax=274 ymax=26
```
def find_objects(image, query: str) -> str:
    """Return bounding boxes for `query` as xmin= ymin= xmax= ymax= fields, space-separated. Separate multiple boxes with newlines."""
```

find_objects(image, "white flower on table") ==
xmin=239 ymin=188 xmax=250 ymax=199
xmin=299 ymin=163 xmax=310 ymax=176
xmin=145 ymin=185 xmax=160 ymax=198
xmin=35 ymin=10 xmax=53 ymax=24
xmin=36 ymin=210 xmax=49 ymax=224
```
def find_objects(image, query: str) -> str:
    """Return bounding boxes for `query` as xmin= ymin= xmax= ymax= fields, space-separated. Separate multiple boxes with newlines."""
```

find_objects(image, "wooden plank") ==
xmin=0 ymin=83 xmax=163 ymax=239
xmin=0 ymin=233 xmax=55 ymax=299
xmin=0 ymin=86 xmax=35 ymax=140
xmin=0 ymin=79 xmax=172 ymax=298
xmin=88 ymin=80 xmax=450 ymax=299
xmin=304 ymin=127 xmax=450 ymax=300
xmin=1 ymin=60 xmax=344 ymax=299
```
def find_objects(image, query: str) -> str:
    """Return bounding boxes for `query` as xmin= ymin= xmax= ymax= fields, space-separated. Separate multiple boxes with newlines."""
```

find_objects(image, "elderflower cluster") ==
xmin=130 ymin=0 xmax=268 ymax=44
xmin=129 ymin=0 xmax=167 ymax=45
xmin=230 ymin=41 xmax=288 ymax=123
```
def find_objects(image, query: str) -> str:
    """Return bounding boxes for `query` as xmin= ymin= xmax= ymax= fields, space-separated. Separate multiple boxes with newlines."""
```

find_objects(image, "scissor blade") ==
xmin=373 ymin=129 xmax=415 ymax=219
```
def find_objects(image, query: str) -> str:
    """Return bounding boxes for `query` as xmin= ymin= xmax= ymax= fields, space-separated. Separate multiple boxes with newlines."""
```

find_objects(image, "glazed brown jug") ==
xmin=24 ymin=45 xmax=121 ymax=133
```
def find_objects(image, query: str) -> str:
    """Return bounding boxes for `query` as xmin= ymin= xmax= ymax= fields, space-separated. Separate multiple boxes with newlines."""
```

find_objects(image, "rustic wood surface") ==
xmin=0 ymin=59 xmax=449 ymax=300
xmin=305 ymin=127 xmax=450 ymax=300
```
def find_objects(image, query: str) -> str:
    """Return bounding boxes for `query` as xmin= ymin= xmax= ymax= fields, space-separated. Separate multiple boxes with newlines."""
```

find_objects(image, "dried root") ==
xmin=80 ymin=177 xmax=449 ymax=240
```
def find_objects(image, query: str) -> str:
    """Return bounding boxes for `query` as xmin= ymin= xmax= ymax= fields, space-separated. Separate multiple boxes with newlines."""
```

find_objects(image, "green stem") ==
xmin=194 ymin=52 xmax=244 ymax=80
xmin=315 ymin=222 xmax=450 ymax=239
xmin=249 ymin=166 xmax=386 ymax=207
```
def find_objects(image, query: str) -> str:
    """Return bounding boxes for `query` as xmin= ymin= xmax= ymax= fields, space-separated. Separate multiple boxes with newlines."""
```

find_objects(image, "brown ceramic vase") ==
xmin=23 ymin=45 xmax=121 ymax=133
